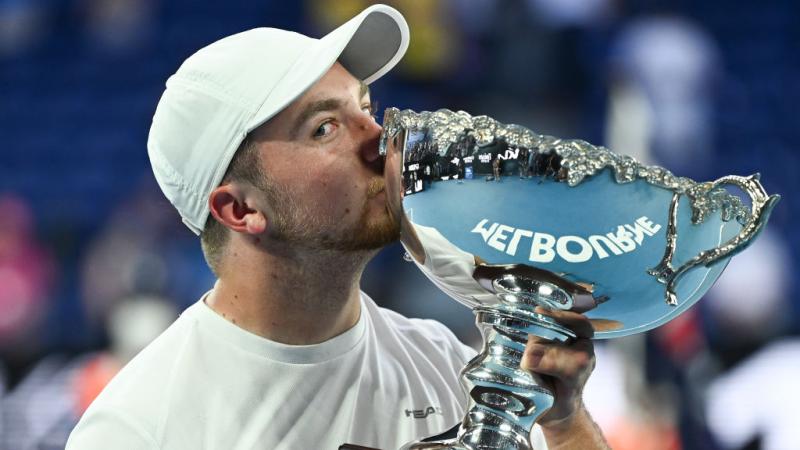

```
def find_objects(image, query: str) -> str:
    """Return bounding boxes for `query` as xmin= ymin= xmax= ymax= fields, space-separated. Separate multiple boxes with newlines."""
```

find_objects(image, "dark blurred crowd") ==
xmin=1 ymin=0 xmax=798 ymax=449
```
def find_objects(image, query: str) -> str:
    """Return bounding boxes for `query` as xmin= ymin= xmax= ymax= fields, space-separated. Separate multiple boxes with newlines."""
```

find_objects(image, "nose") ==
xmin=357 ymin=116 xmax=384 ymax=172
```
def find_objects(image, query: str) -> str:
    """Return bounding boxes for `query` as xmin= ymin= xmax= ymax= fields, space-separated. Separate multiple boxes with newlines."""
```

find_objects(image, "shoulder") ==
xmin=68 ymin=303 xmax=200 ymax=448
xmin=67 ymin=406 xmax=161 ymax=450
xmin=97 ymin=306 xmax=195 ymax=402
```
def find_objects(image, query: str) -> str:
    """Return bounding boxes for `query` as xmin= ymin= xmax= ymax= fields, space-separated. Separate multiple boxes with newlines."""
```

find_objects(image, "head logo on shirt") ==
xmin=405 ymin=406 xmax=443 ymax=419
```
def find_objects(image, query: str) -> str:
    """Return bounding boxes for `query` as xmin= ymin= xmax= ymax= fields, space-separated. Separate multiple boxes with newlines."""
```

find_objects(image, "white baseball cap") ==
xmin=147 ymin=4 xmax=409 ymax=235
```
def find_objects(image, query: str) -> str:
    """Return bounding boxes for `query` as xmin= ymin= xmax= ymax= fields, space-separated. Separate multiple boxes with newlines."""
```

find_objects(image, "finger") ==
xmin=520 ymin=337 xmax=595 ymax=383
xmin=535 ymin=306 xmax=594 ymax=339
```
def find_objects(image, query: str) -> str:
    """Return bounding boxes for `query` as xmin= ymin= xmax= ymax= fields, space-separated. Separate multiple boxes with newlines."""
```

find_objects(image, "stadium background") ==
xmin=0 ymin=0 xmax=797 ymax=449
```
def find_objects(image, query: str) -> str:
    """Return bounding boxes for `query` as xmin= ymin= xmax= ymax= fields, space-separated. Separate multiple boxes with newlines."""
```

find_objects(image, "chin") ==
xmin=345 ymin=213 xmax=401 ymax=251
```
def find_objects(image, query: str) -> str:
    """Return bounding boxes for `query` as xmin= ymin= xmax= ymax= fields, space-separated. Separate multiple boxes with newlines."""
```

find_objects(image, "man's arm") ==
xmin=521 ymin=307 xmax=610 ymax=450
xmin=540 ymin=404 xmax=609 ymax=450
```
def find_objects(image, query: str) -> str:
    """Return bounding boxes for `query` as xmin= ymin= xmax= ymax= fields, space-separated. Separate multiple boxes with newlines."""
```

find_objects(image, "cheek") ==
xmin=266 ymin=147 xmax=367 ymax=221
xmin=301 ymin=165 xmax=364 ymax=217
xmin=318 ymin=177 xmax=362 ymax=213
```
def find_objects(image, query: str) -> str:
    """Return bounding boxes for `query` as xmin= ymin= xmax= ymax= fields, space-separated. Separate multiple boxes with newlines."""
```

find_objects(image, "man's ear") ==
xmin=208 ymin=183 xmax=267 ymax=235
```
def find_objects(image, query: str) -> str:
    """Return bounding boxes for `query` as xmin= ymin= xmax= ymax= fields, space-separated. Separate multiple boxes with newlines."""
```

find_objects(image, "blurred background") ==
xmin=0 ymin=0 xmax=797 ymax=449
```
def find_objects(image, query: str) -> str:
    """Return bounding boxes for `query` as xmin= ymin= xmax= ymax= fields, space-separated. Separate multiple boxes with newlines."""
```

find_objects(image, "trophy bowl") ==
xmin=379 ymin=108 xmax=780 ymax=450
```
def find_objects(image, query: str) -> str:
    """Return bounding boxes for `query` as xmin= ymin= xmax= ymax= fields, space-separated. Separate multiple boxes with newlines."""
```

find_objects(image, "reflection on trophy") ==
xmin=379 ymin=108 xmax=780 ymax=450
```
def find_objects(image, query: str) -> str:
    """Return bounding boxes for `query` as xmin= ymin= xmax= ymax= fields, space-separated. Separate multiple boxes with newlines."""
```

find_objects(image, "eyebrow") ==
xmin=290 ymin=98 xmax=342 ymax=139
xmin=289 ymin=81 xmax=371 ymax=139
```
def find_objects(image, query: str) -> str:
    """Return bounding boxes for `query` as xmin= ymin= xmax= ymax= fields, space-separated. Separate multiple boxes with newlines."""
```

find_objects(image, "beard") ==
xmin=259 ymin=176 xmax=400 ymax=252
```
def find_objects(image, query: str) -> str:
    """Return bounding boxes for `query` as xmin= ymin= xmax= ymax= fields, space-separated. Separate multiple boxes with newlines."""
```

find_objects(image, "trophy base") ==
xmin=402 ymin=298 xmax=576 ymax=450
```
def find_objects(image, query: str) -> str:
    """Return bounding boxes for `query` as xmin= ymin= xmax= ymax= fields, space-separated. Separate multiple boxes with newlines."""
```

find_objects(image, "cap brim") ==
xmin=247 ymin=4 xmax=409 ymax=132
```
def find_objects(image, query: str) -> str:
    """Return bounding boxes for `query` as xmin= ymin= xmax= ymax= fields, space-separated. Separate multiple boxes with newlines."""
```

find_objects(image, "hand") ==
xmin=520 ymin=306 xmax=596 ymax=431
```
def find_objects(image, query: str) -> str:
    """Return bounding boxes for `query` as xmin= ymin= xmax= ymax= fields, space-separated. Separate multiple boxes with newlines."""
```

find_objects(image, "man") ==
xmin=67 ymin=5 xmax=608 ymax=449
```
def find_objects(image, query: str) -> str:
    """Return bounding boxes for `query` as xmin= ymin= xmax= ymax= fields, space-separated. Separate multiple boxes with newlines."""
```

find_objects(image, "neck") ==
xmin=206 ymin=239 xmax=375 ymax=345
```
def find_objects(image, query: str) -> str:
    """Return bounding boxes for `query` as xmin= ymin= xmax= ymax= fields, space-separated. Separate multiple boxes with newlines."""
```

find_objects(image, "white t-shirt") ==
xmin=66 ymin=292 xmax=547 ymax=449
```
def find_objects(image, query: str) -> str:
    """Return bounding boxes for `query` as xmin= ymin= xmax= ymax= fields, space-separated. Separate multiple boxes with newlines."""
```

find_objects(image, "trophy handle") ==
xmin=648 ymin=174 xmax=780 ymax=306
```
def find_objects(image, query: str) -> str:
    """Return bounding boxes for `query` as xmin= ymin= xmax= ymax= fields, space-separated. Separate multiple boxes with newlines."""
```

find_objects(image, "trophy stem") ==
xmin=403 ymin=304 xmax=575 ymax=450
xmin=460 ymin=308 xmax=574 ymax=450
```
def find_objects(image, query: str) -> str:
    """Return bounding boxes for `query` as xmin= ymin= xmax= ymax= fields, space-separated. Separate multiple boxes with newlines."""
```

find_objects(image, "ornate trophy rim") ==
xmin=380 ymin=107 xmax=781 ymax=309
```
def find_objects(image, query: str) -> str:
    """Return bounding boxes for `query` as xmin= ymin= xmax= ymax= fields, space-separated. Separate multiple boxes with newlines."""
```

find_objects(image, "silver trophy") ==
xmin=378 ymin=108 xmax=780 ymax=450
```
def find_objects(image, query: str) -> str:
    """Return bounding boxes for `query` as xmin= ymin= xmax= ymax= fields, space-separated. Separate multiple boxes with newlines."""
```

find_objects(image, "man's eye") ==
xmin=313 ymin=121 xmax=335 ymax=138
xmin=362 ymin=106 xmax=377 ymax=122
xmin=362 ymin=100 xmax=378 ymax=121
